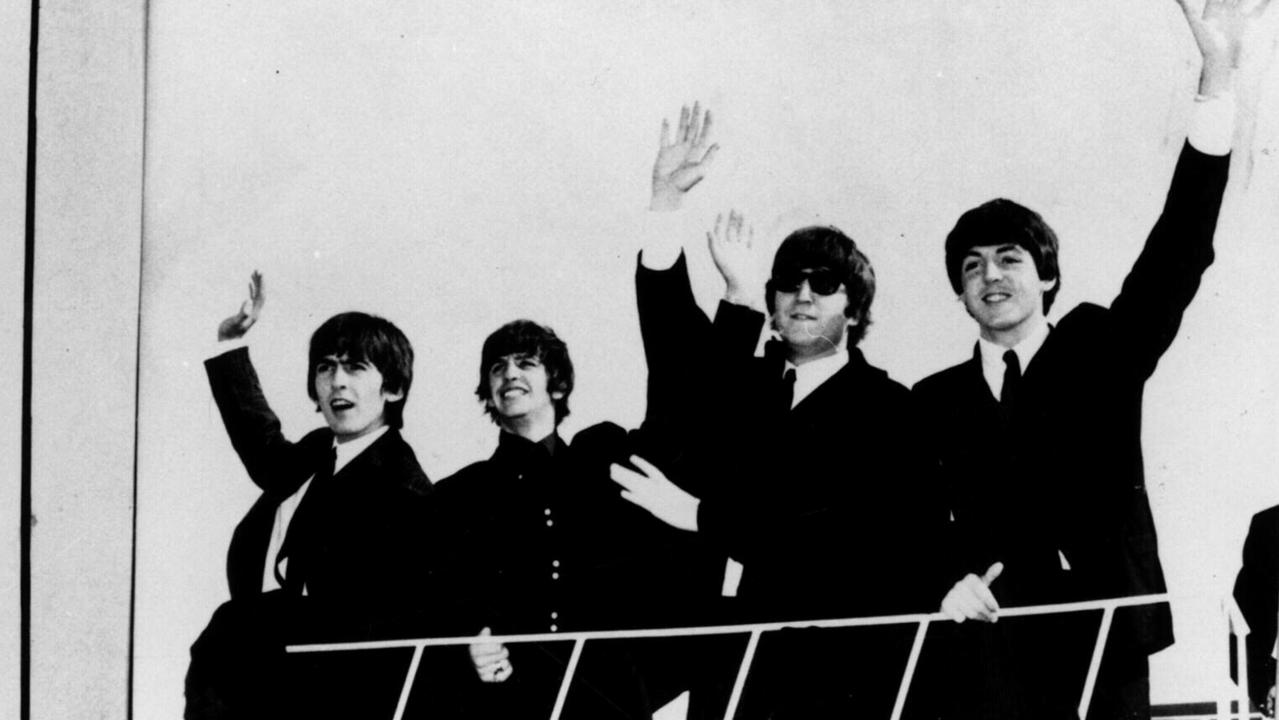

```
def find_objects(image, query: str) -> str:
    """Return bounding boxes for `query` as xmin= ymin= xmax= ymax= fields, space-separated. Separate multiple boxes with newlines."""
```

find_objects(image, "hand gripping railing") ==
xmin=287 ymin=593 xmax=1172 ymax=720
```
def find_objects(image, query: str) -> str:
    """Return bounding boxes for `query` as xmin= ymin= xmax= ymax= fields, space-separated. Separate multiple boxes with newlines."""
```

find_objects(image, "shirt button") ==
xmin=552 ymin=572 xmax=560 ymax=580
xmin=551 ymin=560 xmax=560 ymax=568
xmin=546 ymin=519 xmax=554 ymax=527
xmin=544 ymin=508 xmax=552 ymax=516
xmin=550 ymin=611 xmax=558 ymax=619
xmin=550 ymin=624 xmax=559 ymax=632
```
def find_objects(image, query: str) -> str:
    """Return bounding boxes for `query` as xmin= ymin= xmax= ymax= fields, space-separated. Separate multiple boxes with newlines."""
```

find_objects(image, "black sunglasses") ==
xmin=769 ymin=269 xmax=844 ymax=296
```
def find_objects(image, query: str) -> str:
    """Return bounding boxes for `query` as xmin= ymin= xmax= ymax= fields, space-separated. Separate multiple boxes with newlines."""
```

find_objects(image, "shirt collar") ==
xmin=497 ymin=429 xmax=564 ymax=459
xmin=332 ymin=424 xmax=390 ymax=474
xmin=785 ymin=344 xmax=850 ymax=409
xmin=976 ymin=318 xmax=1050 ymax=400
xmin=977 ymin=318 xmax=1050 ymax=373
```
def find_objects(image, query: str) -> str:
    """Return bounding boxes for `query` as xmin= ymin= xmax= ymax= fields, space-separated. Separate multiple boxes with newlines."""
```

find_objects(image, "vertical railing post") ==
xmin=1224 ymin=595 xmax=1252 ymax=720
xmin=1077 ymin=605 xmax=1115 ymax=720
xmin=721 ymin=629 xmax=762 ymax=720
xmin=890 ymin=619 xmax=930 ymax=720
xmin=391 ymin=644 xmax=424 ymax=720
xmin=548 ymin=638 xmax=586 ymax=720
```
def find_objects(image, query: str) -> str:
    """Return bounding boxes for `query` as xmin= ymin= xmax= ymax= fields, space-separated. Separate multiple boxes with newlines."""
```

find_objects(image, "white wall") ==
xmin=133 ymin=2 xmax=1279 ymax=716
xmin=31 ymin=1 xmax=147 ymax=718
xmin=1 ymin=3 xmax=32 ymax=719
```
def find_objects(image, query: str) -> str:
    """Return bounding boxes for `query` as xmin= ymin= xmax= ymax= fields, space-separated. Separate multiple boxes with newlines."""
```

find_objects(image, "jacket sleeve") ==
xmin=1234 ymin=509 xmax=1279 ymax=708
xmin=205 ymin=346 xmax=326 ymax=494
xmin=1109 ymin=142 xmax=1230 ymax=379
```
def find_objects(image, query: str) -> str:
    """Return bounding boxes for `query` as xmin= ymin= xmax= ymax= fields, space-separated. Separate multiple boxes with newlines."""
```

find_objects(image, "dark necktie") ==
xmin=276 ymin=447 xmax=337 ymax=593
xmin=1001 ymin=350 xmax=1021 ymax=408
xmin=780 ymin=368 xmax=797 ymax=414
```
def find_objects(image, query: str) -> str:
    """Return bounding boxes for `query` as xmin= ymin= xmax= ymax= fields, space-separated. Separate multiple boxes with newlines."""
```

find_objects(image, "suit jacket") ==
xmin=205 ymin=346 xmax=433 ymax=611
xmin=635 ymin=259 xmax=943 ymax=720
xmin=913 ymin=142 xmax=1228 ymax=655
xmin=428 ymin=423 xmax=693 ymax=635
xmin=636 ymin=256 xmax=940 ymax=623
xmin=425 ymin=423 xmax=699 ymax=720
xmin=1233 ymin=505 xmax=1279 ymax=709
xmin=910 ymin=142 xmax=1229 ymax=719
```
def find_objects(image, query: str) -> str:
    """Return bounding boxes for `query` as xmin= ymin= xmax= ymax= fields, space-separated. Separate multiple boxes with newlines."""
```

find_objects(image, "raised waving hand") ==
xmin=1176 ymin=0 xmax=1275 ymax=95
xmin=650 ymin=102 xmax=720 ymax=211
xmin=216 ymin=271 xmax=264 ymax=342
xmin=707 ymin=209 xmax=764 ymax=309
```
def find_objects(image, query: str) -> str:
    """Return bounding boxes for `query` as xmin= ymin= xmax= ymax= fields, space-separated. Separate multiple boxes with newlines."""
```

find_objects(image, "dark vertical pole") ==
xmin=21 ymin=0 xmax=39 ymax=717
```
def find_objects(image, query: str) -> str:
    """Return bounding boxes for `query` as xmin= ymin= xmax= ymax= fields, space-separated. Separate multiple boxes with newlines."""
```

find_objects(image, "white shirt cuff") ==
xmin=209 ymin=337 xmax=248 ymax=360
xmin=1188 ymin=91 xmax=1236 ymax=157
xmin=639 ymin=210 xmax=692 ymax=271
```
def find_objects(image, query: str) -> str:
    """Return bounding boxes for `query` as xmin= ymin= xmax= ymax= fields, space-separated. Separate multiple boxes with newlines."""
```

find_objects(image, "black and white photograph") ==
xmin=8 ymin=1 xmax=1279 ymax=718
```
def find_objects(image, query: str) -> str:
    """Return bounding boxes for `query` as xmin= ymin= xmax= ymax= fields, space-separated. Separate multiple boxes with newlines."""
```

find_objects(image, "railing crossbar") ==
xmin=286 ymin=592 xmax=1171 ymax=654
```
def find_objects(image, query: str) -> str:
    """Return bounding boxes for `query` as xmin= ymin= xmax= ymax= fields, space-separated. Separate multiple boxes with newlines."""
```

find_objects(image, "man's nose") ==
xmin=982 ymin=260 xmax=1003 ymax=282
xmin=502 ymin=360 xmax=521 ymax=379
xmin=795 ymin=279 xmax=814 ymax=301
xmin=331 ymin=365 xmax=351 ymax=387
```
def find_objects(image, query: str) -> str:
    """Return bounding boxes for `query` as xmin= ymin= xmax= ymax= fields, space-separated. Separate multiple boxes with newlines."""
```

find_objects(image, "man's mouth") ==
xmin=330 ymin=398 xmax=354 ymax=411
xmin=982 ymin=291 xmax=1011 ymax=304
xmin=790 ymin=313 xmax=817 ymax=321
xmin=500 ymin=386 xmax=529 ymax=399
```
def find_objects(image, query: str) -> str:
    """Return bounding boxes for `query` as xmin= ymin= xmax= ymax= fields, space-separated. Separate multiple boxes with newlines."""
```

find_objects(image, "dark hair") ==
xmin=765 ymin=226 xmax=876 ymax=346
xmin=306 ymin=312 xmax=414 ymax=429
xmin=944 ymin=198 xmax=1061 ymax=313
xmin=475 ymin=319 xmax=574 ymax=425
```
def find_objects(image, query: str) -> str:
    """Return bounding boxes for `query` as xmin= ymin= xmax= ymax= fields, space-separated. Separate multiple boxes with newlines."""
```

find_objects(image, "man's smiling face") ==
xmin=486 ymin=353 xmax=557 ymax=429
xmin=959 ymin=243 xmax=1057 ymax=347
xmin=770 ymin=268 xmax=852 ymax=362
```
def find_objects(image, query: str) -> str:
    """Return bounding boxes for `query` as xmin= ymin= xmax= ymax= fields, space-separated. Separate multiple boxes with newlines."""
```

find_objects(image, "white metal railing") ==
xmin=286 ymin=592 xmax=1223 ymax=720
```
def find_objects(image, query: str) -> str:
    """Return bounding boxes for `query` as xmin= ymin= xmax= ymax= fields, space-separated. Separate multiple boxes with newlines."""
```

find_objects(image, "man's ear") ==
xmin=383 ymin=387 xmax=406 ymax=403
xmin=1040 ymin=276 xmax=1059 ymax=294
xmin=551 ymin=390 xmax=565 ymax=400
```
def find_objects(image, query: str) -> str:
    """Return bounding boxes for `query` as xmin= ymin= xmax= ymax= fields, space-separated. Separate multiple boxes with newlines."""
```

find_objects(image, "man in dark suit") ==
xmin=186 ymin=272 xmax=433 ymax=719
xmin=613 ymin=105 xmax=939 ymax=719
xmin=1233 ymin=505 xmax=1279 ymax=716
xmin=912 ymin=3 xmax=1253 ymax=717
xmin=424 ymin=319 xmax=699 ymax=720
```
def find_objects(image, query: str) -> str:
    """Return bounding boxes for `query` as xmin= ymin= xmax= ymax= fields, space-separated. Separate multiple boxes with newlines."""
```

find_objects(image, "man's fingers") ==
xmin=474 ymin=646 xmax=509 ymax=664
xmin=940 ymin=594 xmax=967 ymax=623
xmin=981 ymin=562 xmax=1004 ymax=586
xmin=698 ymin=143 xmax=719 ymax=169
xmin=688 ymin=101 xmax=702 ymax=145
xmin=628 ymin=454 xmax=663 ymax=479
xmin=697 ymin=109 xmax=714 ymax=149
xmin=659 ymin=118 xmax=671 ymax=148
xmin=609 ymin=463 xmax=647 ymax=493
xmin=678 ymin=105 xmax=690 ymax=143
xmin=942 ymin=575 xmax=1000 ymax=622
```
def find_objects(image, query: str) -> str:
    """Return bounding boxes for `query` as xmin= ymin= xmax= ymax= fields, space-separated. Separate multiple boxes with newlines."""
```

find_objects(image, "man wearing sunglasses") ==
xmin=613 ymin=104 xmax=939 ymax=719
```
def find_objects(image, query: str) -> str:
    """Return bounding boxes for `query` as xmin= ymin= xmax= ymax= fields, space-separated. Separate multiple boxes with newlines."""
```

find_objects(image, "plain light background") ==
xmin=1 ymin=2 xmax=32 ymax=717
xmin=131 ymin=2 xmax=1279 ymax=717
